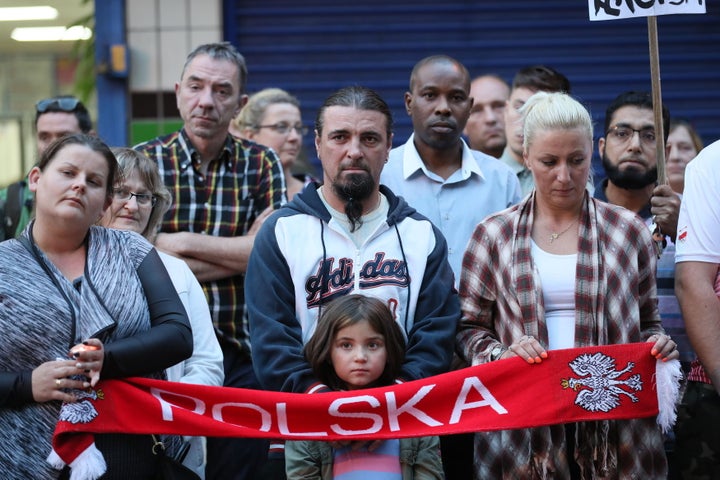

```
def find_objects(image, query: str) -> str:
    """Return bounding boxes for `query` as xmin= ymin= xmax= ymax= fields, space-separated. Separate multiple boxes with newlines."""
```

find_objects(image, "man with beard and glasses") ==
xmin=246 ymin=84 xmax=459 ymax=395
xmin=381 ymin=56 xmax=520 ymax=479
xmin=594 ymin=92 xmax=688 ymax=453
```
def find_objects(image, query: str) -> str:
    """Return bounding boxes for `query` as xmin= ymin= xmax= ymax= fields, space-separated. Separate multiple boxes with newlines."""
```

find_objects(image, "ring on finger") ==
xmin=55 ymin=378 xmax=62 ymax=387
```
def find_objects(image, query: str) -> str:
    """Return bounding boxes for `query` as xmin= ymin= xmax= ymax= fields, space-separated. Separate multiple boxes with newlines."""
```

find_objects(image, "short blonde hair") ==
xmin=233 ymin=88 xmax=300 ymax=135
xmin=521 ymin=91 xmax=593 ymax=154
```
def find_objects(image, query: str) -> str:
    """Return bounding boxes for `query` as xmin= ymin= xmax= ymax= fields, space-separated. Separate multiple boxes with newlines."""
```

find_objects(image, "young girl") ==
xmin=285 ymin=294 xmax=444 ymax=479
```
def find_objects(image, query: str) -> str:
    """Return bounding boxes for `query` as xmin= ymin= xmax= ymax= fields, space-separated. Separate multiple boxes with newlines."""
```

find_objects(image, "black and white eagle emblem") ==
xmin=560 ymin=352 xmax=643 ymax=412
xmin=58 ymin=387 xmax=105 ymax=424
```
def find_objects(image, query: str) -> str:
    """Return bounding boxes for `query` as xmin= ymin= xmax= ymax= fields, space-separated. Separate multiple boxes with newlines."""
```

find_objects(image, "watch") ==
xmin=490 ymin=344 xmax=508 ymax=361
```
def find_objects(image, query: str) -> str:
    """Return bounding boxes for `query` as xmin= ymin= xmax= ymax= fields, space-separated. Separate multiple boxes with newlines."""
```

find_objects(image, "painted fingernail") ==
xmin=651 ymin=349 xmax=658 ymax=356
xmin=527 ymin=358 xmax=534 ymax=364
xmin=540 ymin=352 xmax=548 ymax=359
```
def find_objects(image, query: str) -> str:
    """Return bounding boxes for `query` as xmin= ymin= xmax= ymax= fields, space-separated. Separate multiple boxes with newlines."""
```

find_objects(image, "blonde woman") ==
xmin=457 ymin=92 xmax=677 ymax=479
xmin=232 ymin=88 xmax=316 ymax=199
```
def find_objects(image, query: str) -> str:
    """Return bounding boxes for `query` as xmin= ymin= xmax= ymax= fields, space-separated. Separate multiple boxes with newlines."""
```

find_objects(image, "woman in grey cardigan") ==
xmin=0 ymin=134 xmax=193 ymax=479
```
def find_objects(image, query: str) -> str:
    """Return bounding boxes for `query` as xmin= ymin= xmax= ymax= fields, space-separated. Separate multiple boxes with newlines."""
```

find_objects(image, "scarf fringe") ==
xmin=47 ymin=443 xmax=107 ymax=480
xmin=654 ymin=358 xmax=682 ymax=434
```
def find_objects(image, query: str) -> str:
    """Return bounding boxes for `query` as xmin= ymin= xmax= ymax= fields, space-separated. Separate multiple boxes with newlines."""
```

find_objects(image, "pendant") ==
xmin=549 ymin=233 xmax=559 ymax=243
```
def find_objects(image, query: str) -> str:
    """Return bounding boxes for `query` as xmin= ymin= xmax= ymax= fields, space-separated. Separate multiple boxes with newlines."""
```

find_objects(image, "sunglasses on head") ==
xmin=36 ymin=97 xmax=81 ymax=113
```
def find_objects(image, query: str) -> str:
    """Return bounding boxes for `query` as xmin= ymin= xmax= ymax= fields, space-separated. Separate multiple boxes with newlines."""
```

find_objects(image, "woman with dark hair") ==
xmin=0 ymin=134 xmax=193 ymax=478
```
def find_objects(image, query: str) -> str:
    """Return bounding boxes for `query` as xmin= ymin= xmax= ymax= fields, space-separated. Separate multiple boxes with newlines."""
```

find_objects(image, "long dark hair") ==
xmin=304 ymin=294 xmax=406 ymax=390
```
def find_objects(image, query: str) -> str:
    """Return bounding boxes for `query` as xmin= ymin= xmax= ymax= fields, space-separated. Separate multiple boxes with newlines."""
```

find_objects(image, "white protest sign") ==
xmin=589 ymin=0 xmax=706 ymax=21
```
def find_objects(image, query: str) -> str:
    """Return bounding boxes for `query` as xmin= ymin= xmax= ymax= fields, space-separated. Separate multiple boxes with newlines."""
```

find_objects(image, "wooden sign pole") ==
xmin=647 ymin=16 xmax=667 ymax=185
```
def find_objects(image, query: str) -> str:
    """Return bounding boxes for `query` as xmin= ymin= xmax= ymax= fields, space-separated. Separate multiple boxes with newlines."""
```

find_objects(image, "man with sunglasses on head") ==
xmin=0 ymin=95 xmax=93 ymax=240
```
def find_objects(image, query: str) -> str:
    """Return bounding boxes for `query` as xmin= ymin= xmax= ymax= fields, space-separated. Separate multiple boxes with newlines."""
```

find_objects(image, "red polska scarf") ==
xmin=49 ymin=342 xmax=681 ymax=480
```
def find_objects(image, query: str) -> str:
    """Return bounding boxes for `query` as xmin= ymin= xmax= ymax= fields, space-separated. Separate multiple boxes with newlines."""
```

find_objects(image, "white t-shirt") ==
xmin=676 ymin=139 xmax=720 ymax=267
xmin=531 ymin=241 xmax=577 ymax=350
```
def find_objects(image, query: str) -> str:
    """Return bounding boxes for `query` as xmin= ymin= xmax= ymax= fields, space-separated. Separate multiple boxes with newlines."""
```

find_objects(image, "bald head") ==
xmin=409 ymin=55 xmax=471 ymax=92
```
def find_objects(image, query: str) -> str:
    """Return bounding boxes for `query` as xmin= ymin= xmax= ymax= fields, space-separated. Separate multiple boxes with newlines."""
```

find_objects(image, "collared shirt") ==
xmin=499 ymin=148 xmax=535 ymax=197
xmin=381 ymin=135 xmax=521 ymax=283
xmin=135 ymin=129 xmax=286 ymax=354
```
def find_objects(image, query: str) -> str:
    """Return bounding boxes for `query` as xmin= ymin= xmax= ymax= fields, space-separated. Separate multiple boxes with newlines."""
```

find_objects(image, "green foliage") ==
xmin=69 ymin=0 xmax=94 ymax=103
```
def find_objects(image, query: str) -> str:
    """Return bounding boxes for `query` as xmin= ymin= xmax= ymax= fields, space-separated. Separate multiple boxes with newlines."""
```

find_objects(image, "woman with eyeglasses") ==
xmin=231 ymin=88 xmax=316 ymax=199
xmin=456 ymin=92 xmax=677 ymax=479
xmin=100 ymin=147 xmax=224 ymax=478
xmin=0 ymin=134 xmax=193 ymax=478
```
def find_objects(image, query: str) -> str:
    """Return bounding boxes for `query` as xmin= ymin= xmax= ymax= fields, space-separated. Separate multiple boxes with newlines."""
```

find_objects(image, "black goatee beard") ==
xmin=601 ymin=152 xmax=657 ymax=190
xmin=332 ymin=172 xmax=375 ymax=232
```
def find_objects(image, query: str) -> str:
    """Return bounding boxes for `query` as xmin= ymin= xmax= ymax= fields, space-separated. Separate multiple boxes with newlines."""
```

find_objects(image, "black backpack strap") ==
xmin=0 ymin=196 xmax=6 ymax=241
xmin=4 ymin=180 xmax=25 ymax=239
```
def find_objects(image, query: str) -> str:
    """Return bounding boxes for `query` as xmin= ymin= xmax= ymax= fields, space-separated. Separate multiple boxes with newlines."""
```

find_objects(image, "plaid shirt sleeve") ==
xmin=456 ymin=221 xmax=503 ymax=364
xmin=254 ymin=144 xmax=287 ymax=211
xmin=633 ymin=214 xmax=664 ymax=338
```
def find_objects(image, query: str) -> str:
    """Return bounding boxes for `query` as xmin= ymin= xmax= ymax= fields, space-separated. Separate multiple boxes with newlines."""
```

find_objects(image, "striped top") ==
xmin=333 ymin=439 xmax=402 ymax=480
xmin=135 ymin=130 xmax=286 ymax=353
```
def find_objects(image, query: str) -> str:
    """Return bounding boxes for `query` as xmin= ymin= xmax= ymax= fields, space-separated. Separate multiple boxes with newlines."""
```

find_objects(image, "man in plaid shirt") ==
xmin=135 ymin=42 xmax=286 ymax=480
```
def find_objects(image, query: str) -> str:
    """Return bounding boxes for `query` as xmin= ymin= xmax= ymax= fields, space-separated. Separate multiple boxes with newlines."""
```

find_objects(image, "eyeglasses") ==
xmin=606 ymin=125 xmax=656 ymax=146
xmin=257 ymin=122 xmax=309 ymax=135
xmin=113 ymin=188 xmax=157 ymax=207
xmin=36 ymin=97 xmax=81 ymax=114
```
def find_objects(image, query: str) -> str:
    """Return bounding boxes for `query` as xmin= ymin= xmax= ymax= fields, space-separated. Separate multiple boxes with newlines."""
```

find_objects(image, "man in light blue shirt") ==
xmin=381 ymin=55 xmax=521 ymax=285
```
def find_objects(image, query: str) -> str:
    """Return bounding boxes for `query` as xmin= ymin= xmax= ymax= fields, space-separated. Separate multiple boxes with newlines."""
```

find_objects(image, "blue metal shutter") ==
xmin=223 ymin=1 xmax=719 ymax=172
